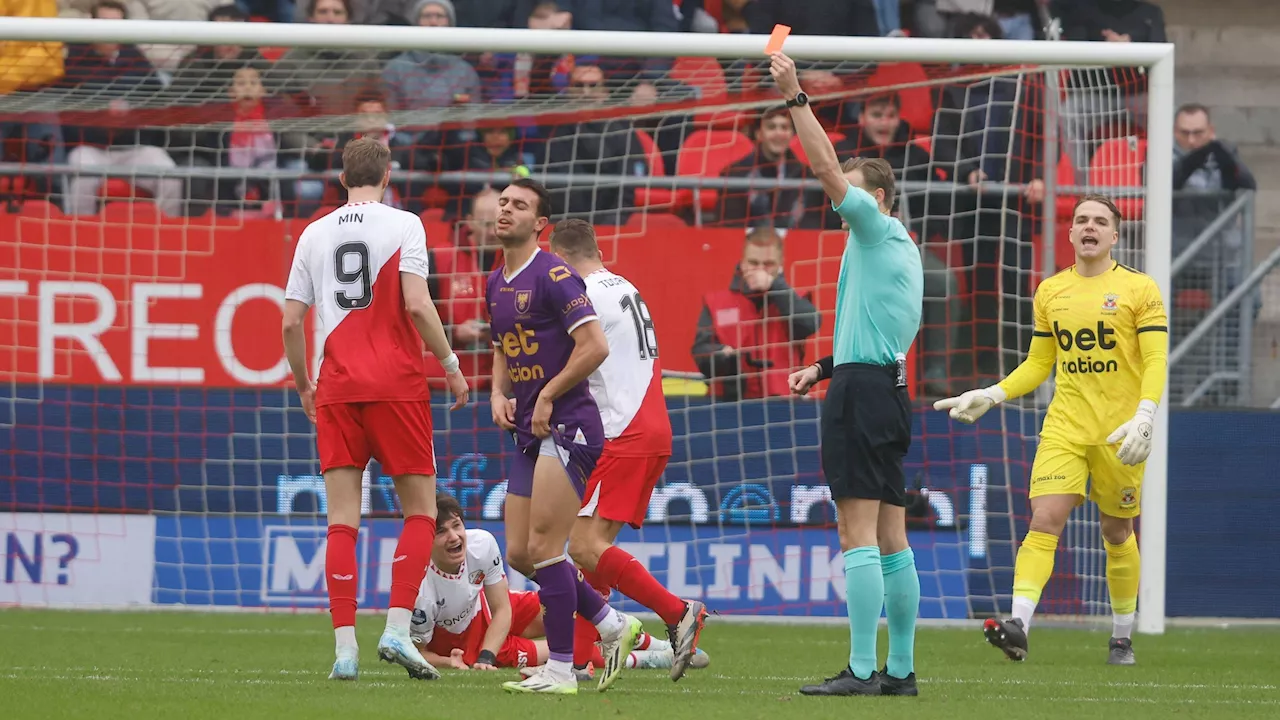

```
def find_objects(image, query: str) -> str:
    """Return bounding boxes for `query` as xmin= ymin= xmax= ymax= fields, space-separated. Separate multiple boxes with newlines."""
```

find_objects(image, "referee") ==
xmin=770 ymin=52 xmax=925 ymax=698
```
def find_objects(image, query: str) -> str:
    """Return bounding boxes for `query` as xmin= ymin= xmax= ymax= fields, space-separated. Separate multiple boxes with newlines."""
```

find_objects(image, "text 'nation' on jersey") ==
xmin=485 ymin=249 xmax=603 ymax=447
xmin=283 ymin=202 xmax=431 ymax=406
xmin=1030 ymin=263 xmax=1167 ymax=445
xmin=583 ymin=269 xmax=673 ymax=458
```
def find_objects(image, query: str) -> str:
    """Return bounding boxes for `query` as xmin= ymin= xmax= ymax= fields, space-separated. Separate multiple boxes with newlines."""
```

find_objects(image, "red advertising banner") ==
xmin=0 ymin=204 xmax=870 ymax=390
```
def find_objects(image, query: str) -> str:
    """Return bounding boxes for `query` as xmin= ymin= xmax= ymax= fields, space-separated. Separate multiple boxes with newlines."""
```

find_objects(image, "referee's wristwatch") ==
xmin=786 ymin=91 xmax=809 ymax=108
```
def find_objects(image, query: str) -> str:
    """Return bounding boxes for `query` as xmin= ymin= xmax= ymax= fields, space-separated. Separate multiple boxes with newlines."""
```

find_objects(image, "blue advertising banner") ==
xmin=152 ymin=516 xmax=970 ymax=618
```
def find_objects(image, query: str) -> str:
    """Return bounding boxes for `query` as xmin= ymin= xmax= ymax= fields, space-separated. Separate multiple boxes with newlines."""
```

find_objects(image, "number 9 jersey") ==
xmin=284 ymin=201 xmax=432 ymax=407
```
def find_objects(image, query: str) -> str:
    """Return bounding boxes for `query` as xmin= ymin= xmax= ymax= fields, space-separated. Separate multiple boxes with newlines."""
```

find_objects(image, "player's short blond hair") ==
xmin=841 ymin=156 xmax=896 ymax=211
xmin=744 ymin=226 xmax=783 ymax=256
xmin=549 ymin=218 xmax=599 ymax=260
xmin=341 ymin=136 xmax=390 ymax=189
xmin=1073 ymin=194 xmax=1123 ymax=226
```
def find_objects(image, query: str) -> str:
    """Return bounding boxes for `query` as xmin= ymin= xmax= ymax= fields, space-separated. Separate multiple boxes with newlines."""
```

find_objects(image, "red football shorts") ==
xmin=316 ymin=401 xmax=436 ymax=477
xmin=578 ymin=451 xmax=671 ymax=529
xmin=425 ymin=590 xmax=542 ymax=668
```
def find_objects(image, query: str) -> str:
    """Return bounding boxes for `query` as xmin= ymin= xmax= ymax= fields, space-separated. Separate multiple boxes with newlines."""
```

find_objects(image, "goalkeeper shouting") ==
xmin=935 ymin=195 xmax=1168 ymax=666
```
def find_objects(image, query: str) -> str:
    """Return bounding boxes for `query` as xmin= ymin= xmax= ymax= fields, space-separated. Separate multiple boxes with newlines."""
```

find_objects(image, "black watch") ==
xmin=786 ymin=92 xmax=809 ymax=108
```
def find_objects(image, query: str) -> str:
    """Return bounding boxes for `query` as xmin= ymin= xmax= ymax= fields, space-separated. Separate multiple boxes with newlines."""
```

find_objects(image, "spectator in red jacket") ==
xmin=427 ymin=188 xmax=505 ymax=389
xmin=691 ymin=227 xmax=821 ymax=401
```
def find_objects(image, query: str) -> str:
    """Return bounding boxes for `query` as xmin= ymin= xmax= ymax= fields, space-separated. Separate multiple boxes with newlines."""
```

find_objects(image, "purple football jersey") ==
xmin=487 ymin=249 xmax=604 ymax=451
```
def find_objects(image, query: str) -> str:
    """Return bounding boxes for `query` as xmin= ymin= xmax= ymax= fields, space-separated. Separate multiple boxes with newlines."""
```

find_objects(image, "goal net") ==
xmin=0 ymin=19 xmax=1173 ymax=631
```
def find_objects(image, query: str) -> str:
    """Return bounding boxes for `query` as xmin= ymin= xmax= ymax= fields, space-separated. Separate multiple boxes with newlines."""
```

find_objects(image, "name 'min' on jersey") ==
xmin=284 ymin=202 xmax=431 ymax=406
xmin=1027 ymin=263 xmax=1167 ymax=445
xmin=583 ymin=269 xmax=673 ymax=457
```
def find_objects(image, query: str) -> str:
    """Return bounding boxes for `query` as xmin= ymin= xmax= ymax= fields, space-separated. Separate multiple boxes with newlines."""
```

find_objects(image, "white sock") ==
xmin=1012 ymin=596 xmax=1037 ymax=632
xmin=594 ymin=608 xmax=625 ymax=640
xmin=544 ymin=659 xmax=574 ymax=678
xmin=644 ymin=635 xmax=672 ymax=652
xmin=335 ymin=625 xmax=357 ymax=651
xmin=385 ymin=607 xmax=413 ymax=632
xmin=1113 ymin=612 xmax=1135 ymax=640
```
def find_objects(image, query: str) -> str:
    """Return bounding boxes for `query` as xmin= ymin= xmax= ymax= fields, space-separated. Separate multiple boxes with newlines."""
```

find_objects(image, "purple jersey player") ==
xmin=485 ymin=179 xmax=642 ymax=696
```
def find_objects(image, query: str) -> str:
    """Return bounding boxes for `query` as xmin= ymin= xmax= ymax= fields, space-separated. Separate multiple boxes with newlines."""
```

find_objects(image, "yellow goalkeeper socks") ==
xmin=1105 ymin=533 xmax=1140 ymax=639
xmin=1011 ymin=530 xmax=1059 ymax=629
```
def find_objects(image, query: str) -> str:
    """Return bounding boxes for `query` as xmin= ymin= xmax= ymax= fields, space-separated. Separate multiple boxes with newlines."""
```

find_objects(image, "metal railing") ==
xmin=1167 ymin=190 xmax=1268 ymax=407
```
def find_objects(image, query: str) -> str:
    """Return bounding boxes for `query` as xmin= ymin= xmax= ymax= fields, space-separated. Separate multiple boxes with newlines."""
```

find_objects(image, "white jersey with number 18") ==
xmin=283 ymin=201 xmax=430 ymax=407
xmin=583 ymin=269 xmax=673 ymax=457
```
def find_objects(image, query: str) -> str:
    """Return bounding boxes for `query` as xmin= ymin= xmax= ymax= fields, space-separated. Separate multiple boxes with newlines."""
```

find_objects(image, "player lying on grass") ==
xmin=935 ymin=195 xmax=1168 ymax=666
xmin=486 ymin=178 xmax=642 ymax=695
xmin=411 ymin=494 xmax=710 ymax=677
xmin=547 ymin=219 xmax=708 ymax=682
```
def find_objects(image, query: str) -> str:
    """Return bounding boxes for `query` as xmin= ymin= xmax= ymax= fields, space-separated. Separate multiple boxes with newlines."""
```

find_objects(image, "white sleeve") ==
xmin=284 ymin=233 xmax=315 ymax=305
xmin=399 ymin=216 xmax=430 ymax=280
xmin=478 ymin=531 xmax=506 ymax=586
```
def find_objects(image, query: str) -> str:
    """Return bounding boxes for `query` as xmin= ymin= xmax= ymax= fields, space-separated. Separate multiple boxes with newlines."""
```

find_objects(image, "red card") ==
xmin=764 ymin=24 xmax=791 ymax=55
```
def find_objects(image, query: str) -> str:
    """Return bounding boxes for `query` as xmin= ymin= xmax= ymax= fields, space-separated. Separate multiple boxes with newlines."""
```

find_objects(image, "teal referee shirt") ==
xmin=831 ymin=184 xmax=924 ymax=366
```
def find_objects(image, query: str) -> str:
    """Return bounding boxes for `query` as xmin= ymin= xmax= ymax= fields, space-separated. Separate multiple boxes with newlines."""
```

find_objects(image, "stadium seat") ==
xmin=634 ymin=129 xmax=674 ymax=209
xmin=670 ymin=57 xmax=729 ymax=126
xmin=1088 ymin=136 xmax=1146 ymax=219
xmin=103 ymin=200 xmax=161 ymax=223
xmin=419 ymin=208 xmax=445 ymax=225
xmin=622 ymin=212 xmax=687 ymax=230
xmin=675 ymin=130 xmax=756 ymax=211
xmin=788 ymin=132 xmax=846 ymax=167
xmin=16 ymin=199 xmax=63 ymax=218
xmin=98 ymin=178 xmax=151 ymax=202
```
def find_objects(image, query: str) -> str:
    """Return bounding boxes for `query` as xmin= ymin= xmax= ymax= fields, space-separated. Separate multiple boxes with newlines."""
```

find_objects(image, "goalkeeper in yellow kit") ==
xmin=935 ymin=195 xmax=1168 ymax=666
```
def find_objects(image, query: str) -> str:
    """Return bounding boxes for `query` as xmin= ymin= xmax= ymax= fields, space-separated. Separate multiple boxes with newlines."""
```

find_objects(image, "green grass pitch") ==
xmin=2 ymin=609 xmax=1277 ymax=720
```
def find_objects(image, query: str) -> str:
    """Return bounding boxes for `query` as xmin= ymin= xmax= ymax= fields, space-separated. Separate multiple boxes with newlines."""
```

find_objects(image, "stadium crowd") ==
xmin=3 ymin=0 xmax=1253 ymax=402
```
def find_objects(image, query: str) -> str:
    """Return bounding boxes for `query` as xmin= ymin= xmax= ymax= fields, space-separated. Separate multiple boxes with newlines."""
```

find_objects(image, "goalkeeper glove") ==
xmin=933 ymin=386 xmax=1007 ymax=425
xmin=1106 ymin=399 xmax=1157 ymax=466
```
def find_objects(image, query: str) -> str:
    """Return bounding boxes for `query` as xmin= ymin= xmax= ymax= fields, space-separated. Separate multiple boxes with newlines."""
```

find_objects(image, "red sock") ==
xmin=590 ymin=645 xmax=605 ymax=668
xmin=573 ymin=612 xmax=600 ymax=666
xmin=389 ymin=514 xmax=436 ymax=610
xmin=635 ymin=632 xmax=653 ymax=650
xmin=596 ymin=545 xmax=687 ymax=625
xmin=579 ymin=568 xmax=612 ymax=600
xmin=326 ymin=524 xmax=359 ymax=629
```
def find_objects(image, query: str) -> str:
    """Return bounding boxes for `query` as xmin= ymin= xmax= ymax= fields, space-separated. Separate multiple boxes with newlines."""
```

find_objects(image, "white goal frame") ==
xmin=0 ymin=18 xmax=1175 ymax=635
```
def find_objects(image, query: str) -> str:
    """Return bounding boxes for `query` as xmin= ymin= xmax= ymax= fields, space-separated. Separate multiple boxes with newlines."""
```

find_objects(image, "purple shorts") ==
xmin=507 ymin=427 xmax=603 ymax=499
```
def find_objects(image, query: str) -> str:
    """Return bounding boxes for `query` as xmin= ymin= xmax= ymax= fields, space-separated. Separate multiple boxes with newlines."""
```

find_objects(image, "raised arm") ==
xmin=770 ymin=52 xmax=849 ymax=207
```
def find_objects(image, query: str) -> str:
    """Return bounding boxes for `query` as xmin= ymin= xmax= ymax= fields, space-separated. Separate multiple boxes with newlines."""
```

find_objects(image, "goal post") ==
xmin=0 ymin=18 xmax=1174 ymax=634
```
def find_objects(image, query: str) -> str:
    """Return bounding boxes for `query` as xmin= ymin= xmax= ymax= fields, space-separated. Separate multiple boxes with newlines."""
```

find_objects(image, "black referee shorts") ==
xmin=820 ymin=362 xmax=912 ymax=506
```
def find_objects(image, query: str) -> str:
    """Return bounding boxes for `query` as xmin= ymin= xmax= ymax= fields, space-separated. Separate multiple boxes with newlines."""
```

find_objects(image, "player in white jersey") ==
xmin=410 ymin=494 xmax=547 ymax=671
xmin=414 ymin=494 xmax=709 ymax=677
xmin=282 ymin=137 xmax=469 ymax=681
xmin=548 ymin=219 xmax=708 ymax=682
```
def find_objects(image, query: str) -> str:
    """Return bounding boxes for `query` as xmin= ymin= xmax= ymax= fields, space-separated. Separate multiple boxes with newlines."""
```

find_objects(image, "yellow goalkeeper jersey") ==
xmin=998 ymin=261 xmax=1168 ymax=445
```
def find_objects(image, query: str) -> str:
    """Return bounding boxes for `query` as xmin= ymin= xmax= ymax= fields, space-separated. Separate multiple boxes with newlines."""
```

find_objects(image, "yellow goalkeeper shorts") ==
xmin=1027 ymin=436 xmax=1145 ymax=518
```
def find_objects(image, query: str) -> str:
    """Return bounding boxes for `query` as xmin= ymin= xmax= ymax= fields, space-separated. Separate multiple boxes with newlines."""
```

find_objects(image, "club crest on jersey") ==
xmin=514 ymin=290 xmax=532 ymax=315
xmin=468 ymin=569 xmax=485 ymax=585
xmin=1120 ymin=486 xmax=1137 ymax=508
xmin=1102 ymin=293 xmax=1120 ymax=314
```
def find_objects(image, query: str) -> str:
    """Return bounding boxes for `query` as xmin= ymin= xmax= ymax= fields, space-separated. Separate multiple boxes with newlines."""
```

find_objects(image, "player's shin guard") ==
xmin=534 ymin=557 xmax=578 ymax=668
xmin=1104 ymin=534 xmax=1140 ymax=640
xmin=596 ymin=545 xmax=687 ymax=625
xmin=387 ymin=515 xmax=436 ymax=628
xmin=1012 ymin=531 xmax=1059 ymax=629
xmin=326 ymin=524 xmax=360 ymax=631
xmin=881 ymin=548 xmax=920 ymax=680
xmin=843 ymin=546 xmax=883 ymax=681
